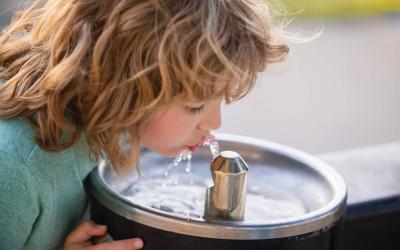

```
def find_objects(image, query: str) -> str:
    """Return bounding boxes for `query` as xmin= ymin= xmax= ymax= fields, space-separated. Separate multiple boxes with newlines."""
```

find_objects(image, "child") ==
xmin=0 ymin=0 xmax=288 ymax=249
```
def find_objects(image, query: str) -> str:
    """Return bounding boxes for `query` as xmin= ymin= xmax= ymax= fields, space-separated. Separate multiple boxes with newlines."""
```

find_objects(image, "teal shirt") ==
xmin=0 ymin=117 xmax=97 ymax=249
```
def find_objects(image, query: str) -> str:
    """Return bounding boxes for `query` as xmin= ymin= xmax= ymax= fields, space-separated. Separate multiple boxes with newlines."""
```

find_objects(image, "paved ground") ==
xmin=1 ymin=2 xmax=399 ymax=154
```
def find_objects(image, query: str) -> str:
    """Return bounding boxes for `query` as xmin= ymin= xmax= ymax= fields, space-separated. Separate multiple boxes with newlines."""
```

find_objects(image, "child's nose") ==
xmin=198 ymin=101 xmax=222 ymax=132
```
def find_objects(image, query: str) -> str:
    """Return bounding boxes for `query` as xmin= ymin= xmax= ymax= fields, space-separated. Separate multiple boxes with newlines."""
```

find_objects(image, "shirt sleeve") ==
xmin=0 ymin=150 xmax=40 ymax=249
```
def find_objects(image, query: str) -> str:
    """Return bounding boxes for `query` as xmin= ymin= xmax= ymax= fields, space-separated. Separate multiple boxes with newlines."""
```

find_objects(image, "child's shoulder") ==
xmin=0 ymin=116 xmax=37 ymax=164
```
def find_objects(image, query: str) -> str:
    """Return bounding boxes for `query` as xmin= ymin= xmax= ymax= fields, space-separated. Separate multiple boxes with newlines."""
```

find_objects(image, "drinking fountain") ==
xmin=88 ymin=134 xmax=347 ymax=250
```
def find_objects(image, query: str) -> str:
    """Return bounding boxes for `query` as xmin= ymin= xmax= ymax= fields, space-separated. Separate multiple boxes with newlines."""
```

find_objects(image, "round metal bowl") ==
xmin=89 ymin=134 xmax=347 ymax=250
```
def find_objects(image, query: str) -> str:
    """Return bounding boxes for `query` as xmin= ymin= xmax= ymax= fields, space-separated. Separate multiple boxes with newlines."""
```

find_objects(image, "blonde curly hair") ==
xmin=0 ymin=0 xmax=289 ymax=171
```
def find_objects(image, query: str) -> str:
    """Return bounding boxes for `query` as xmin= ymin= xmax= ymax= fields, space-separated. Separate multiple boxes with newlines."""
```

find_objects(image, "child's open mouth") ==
xmin=187 ymin=140 xmax=204 ymax=152
xmin=187 ymin=134 xmax=214 ymax=152
xmin=187 ymin=145 xmax=199 ymax=152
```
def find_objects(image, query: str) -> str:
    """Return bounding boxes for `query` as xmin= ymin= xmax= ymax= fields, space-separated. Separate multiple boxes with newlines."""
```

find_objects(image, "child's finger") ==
xmin=90 ymin=232 xmax=110 ymax=245
xmin=90 ymin=238 xmax=144 ymax=250
xmin=65 ymin=220 xmax=108 ymax=244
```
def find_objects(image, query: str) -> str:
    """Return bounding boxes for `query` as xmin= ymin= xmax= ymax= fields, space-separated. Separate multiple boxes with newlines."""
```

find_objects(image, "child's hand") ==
xmin=64 ymin=220 xmax=143 ymax=250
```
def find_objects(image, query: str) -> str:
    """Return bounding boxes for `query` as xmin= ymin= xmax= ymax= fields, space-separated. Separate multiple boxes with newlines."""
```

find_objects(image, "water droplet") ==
xmin=210 ymin=140 xmax=220 ymax=159
xmin=185 ymin=160 xmax=191 ymax=173
xmin=201 ymin=133 xmax=220 ymax=159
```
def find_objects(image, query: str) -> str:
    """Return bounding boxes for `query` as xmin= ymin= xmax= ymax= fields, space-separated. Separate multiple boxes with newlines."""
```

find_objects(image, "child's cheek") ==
xmin=146 ymin=122 xmax=185 ymax=146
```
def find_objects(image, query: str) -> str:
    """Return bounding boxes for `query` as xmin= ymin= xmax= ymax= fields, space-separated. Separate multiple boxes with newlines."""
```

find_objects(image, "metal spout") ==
xmin=204 ymin=151 xmax=248 ymax=221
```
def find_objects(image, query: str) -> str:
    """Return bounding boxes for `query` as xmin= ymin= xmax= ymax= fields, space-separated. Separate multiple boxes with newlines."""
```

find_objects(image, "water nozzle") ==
xmin=203 ymin=151 xmax=248 ymax=221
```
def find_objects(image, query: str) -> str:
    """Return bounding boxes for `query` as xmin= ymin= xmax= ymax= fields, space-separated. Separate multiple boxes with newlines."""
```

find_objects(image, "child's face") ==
xmin=140 ymin=99 xmax=222 ymax=157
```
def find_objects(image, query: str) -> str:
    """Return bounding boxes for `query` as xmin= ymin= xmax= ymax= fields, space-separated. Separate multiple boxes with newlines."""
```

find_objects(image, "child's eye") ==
xmin=185 ymin=104 xmax=205 ymax=115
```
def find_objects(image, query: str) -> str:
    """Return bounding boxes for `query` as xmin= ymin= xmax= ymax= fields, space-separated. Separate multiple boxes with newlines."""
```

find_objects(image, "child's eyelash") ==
xmin=186 ymin=104 xmax=205 ymax=115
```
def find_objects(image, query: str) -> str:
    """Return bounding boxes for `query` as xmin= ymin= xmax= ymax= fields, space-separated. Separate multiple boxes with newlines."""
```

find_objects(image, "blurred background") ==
xmin=0 ymin=0 xmax=399 ymax=154
xmin=222 ymin=0 xmax=400 ymax=154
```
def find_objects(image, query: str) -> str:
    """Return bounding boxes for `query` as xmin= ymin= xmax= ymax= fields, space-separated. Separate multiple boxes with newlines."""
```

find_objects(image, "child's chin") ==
xmin=155 ymin=147 xmax=185 ymax=158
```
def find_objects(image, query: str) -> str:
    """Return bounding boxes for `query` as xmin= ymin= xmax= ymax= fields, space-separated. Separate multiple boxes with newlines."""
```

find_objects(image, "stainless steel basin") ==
xmin=89 ymin=133 xmax=346 ymax=246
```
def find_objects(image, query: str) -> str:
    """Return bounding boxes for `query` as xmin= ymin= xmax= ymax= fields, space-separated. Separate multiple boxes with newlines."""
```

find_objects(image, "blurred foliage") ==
xmin=278 ymin=0 xmax=400 ymax=17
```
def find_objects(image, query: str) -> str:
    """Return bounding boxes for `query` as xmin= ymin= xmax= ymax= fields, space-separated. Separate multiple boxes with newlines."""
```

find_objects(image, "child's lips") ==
xmin=187 ymin=145 xmax=199 ymax=152
xmin=187 ymin=138 xmax=205 ymax=152
xmin=186 ymin=135 xmax=209 ymax=152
